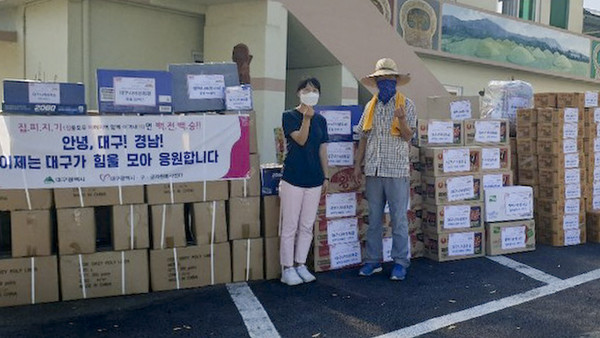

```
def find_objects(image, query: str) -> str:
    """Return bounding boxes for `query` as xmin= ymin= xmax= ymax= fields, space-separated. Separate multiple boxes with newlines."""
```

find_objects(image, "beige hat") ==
xmin=361 ymin=58 xmax=410 ymax=88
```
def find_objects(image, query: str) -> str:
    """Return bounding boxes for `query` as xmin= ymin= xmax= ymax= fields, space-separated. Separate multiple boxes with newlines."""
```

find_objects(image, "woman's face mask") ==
xmin=300 ymin=90 xmax=320 ymax=106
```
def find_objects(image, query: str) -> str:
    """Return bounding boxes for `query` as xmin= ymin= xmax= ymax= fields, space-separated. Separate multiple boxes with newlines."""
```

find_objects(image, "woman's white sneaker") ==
xmin=295 ymin=265 xmax=316 ymax=283
xmin=281 ymin=267 xmax=303 ymax=286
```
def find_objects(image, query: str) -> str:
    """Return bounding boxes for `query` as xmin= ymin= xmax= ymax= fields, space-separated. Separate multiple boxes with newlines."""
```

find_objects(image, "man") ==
xmin=354 ymin=58 xmax=416 ymax=281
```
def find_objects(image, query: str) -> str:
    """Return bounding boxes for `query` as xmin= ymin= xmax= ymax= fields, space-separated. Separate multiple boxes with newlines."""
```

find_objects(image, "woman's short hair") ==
xmin=296 ymin=77 xmax=321 ymax=93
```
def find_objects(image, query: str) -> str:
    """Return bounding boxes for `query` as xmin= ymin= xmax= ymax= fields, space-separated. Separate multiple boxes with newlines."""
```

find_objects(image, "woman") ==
xmin=279 ymin=78 xmax=329 ymax=286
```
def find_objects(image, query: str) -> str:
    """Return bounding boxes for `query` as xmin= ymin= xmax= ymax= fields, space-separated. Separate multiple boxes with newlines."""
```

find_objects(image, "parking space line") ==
xmin=377 ymin=268 xmax=600 ymax=338
xmin=226 ymin=282 xmax=281 ymax=338
xmin=486 ymin=256 xmax=563 ymax=284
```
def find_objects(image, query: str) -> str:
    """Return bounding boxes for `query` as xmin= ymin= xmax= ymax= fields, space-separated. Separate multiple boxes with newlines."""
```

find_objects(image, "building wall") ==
xmin=568 ymin=0 xmax=584 ymax=33
xmin=455 ymin=0 xmax=497 ymax=12
xmin=0 ymin=6 xmax=24 ymax=103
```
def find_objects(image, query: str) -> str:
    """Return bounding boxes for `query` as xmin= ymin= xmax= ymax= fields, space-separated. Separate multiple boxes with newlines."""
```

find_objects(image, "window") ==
xmin=550 ymin=0 xmax=569 ymax=29
xmin=519 ymin=0 xmax=536 ymax=21
xmin=498 ymin=0 xmax=537 ymax=21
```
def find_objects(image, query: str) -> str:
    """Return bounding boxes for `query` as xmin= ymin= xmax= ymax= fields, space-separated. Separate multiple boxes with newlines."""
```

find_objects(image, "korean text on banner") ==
xmin=0 ymin=115 xmax=250 ymax=189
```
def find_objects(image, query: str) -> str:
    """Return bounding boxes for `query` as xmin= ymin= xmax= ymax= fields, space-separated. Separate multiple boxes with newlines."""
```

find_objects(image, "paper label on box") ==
xmin=596 ymin=125 xmax=600 ymax=138
xmin=450 ymin=100 xmax=472 ymax=120
xmin=427 ymin=121 xmax=453 ymax=143
xmin=327 ymin=142 xmax=354 ymax=166
xmin=505 ymin=192 xmax=532 ymax=217
xmin=446 ymin=176 xmax=474 ymax=201
xmin=595 ymin=138 xmax=600 ymax=153
xmin=594 ymin=168 xmax=600 ymax=181
xmin=443 ymin=205 xmax=471 ymax=229
xmin=563 ymin=123 xmax=578 ymax=139
xmin=327 ymin=218 xmax=358 ymax=245
xmin=475 ymin=120 xmax=501 ymax=143
xmin=565 ymin=183 xmax=581 ymax=199
xmin=326 ymin=192 xmax=357 ymax=218
xmin=594 ymin=153 xmax=600 ymax=167
xmin=565 ymin=199 xmax=580 ymax=214
xmin=99 ymin=87 xmax=114 ymax=102
xmin=585 ymin=91 xmax=598 ymax=107
xmin=225 ymin=86 xmax=252 ymax=110
xmin=114 ymin=77 xmax=156 ymax=106
xmin=594 ymin=195 xmax=600 ymax=210
xmin=563 ymin=139 xmax=578 ymax=153
xmin=329 ymin=242 xmax=362 ymax=269
xmin=481 ymin=148 xmax=500 ymax=170
xmin=28 ymin=83 xmax=60 ymax=104
xmin=321 ymin=110 xmax=351 ymax=135
xmin=563 ymin=214 xmax=580 ymax=230
xmin=501 ymin=226 xmax=526 ymax=250
xmin=187 ymin=74 xmax=225 ymax=99
xmin=382 ymin=237 xmax=393 ymax=262
xmin=564 ymin=168 xmax=580 ymax=185
xmin=564 ymin=108 xmax=579 ymax=123
xmin=565 ymin=229 xmax=581 ymax=246
xmin=158 ymin=95 xmax=171 ymax=103
xmin=483 ymin=174 xmax=503 ymax=190
xmin=448 ymin=232 xmax=475 ymax=256
xmin=564 ymin=153 xmax=579 ymax=168
xmin=594 ymin=181 xmax=600 ymax=195
xmin=595 ymin=108 xmax=600 ymax=123
xmin=442 ymin=148 xmax=470 ymax=173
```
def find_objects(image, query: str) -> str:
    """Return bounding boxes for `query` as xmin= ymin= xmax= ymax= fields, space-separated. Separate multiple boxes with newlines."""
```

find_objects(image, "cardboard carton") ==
xmin=515 ymin=124 xmax=537 ymax=140
xmin=482 ymin=171 xmax=513 ymax=191
xmin=517 ymin=155 xmax=537 ymax=171
xmin=415 ymin=119 xmax=464 ymax=147
xmin=536 ymin=108 xmax=582 ymax=124
xmin=150 ymin=243 xmax=231 ymax=291
xmin=261 ymin=196 xmax=280 ymax=238
xmin=485 ymin=220 xmax=536 ymax=255
xmin=538 ymin=183 xmax=582 ymax=201
xmin=538 ymin=153 xmax=583 ymax=169
xmin=420 ymin=146 xmax=481 ymax=177
xmin=264 ymin=237 xmax=281 ymax=280
xmin=534 ymin=93 xmax=557 ymax=108
xmin=0 ymin=212 xmax=10 ymax=254
xmin=517 ymin=169 xmax=538 ymax=185
xmin=111 ymin=204 xmax=149 ymax=251
xmin=145 ymin=181 xmax=229 ymax=205
xmin=480 ymin=146 xmax=511 ymax=172
xmin=422 ymin=175 xmax=482 ymax=205
xmin=0 ymin=189 xmax=53 ymax=211
xmin=537 ymin=138 xmax=582 ymax=155
xmin=516 ymin=139 xmax=537 ymax=155
xmin=11 ymin=210 xmax=53 ymax=257
xmin=422 ymin=202 xmax=483 ymax=233
xmin=410 ymin=145 xmax=420 ymax=163
xmin=0 ymin=255 xmax=59 ymax=307
xmin=586 ymin=210 xmax=600 ymax=242
xmin=538 ymin=168 xmax=585 ymax=187
xmin=150 ymin=204 xmax=186 ymax=249
xmin=484 ymin=186 xmax=533 ymax=222
xmin=537 ymin=213 xmax=585 ymax=232
xmin=192 ymin=201 xmax=227 ymax=245
xmin=537 ymin=122 xmax=582 ymax=140
xmin=260 ymin=164 xmax=283 ymax=196
xmin=327 ymin=166 xmax=365 ymax=193
xmin=232 ymin=238 xmax=264 ymax=282
xmin=537 ymin=198 xmax=584 ymax=218
xmin=316 ymin=192 xmax=368 ymax=219
xmin=516 ymin=108 xmax=538 ymax=125
xmin=57 ymin=207 xmax=96 ymax=255
xmin=54 ymin=186 xmax=144 ymax=209
xmin=556 ymin=93 xmax=585 ymax=110
xmin=228 ymin=197 xmax=260 ymax=240
xmin=423 ymin=230 xmax=484 ymax=262
xmin=464 ymin=119 xmax=509 ymax=145
xmin=426 ymin=96 xmax=480 ymax=120
xmin=60 ymin=250 xmax=148 ymax=301
xmin=311 ymin=241 xmax=362 ymax=272
xmin=538 ymin=227 xmax=586 ymax=246
xmin=314 ymin=216 xmax=361 ymax=247
xmin=229 ymin=154 xmax=260 ymax=198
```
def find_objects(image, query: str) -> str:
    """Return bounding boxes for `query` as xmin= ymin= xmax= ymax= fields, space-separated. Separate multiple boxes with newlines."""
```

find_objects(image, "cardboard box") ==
xmin=0 ymin=255 xmax=59 ymax=307
xmin=517 ymin=169 xmax=538 ymax=185
xmin=416 ymin=119 xmax=464 ymax=147
xmin=150 ymin=204 xmax=186 ymax=249
xmin=0 ymin=189 xmax=53 ymax=211
xmin=2 ymin=80 xmax=86 ymax=115
xmin=260 ymin=164 xmax=283 ymax=196
xmin=264 ymin=237 xmax=281 ymax=280
xmin=584 ymin=137 xmax=600 ymax=154
xmin=534 ymin=93 xmax=557 ymax=108
xmin=426 ymin=96 xmax=480 ymax=120
xmin=538 ymin=183 xmax=582 ymax=201
xmin=536 ymin=108 xmax=582 ymax=124
xmin=482 ymin=171 xmax=513 ymax=191
xmin=232 ymin=238 xmax=264 ymax=282
xmin=316 ymin=192 xmax=368 ymax=219
xmin=228 ymin=197 xmax=260 ymax=240
xmin=150 ymin=243 xmax=231 ymax=291
xmin=516 ymin=108 xmax=537 ymax=125
xmin=517 ymin=155 xmax=537 ymax=171
xmin=314 ymin=217 xmax=361 ymax=247
xmin=11 ymin=210 xmax=52 ymax=257
xmin=484 ymin=186 xmax=533 ymax=222
xmin=145 ymin=181 xmax=229 ymax=204
xmin=464 ymin=119 xmax=509 ymax=145
xmin=516 ymin=124 xmax=537 ymax=140
xmin=480 ymin=146 xmax=511 ymax=172
xmin=537 ymin=213 xmax=585 ymax=232
xmin=423 ymin=230 xmax=484 ymax=262
xmin=261 ymin=196 xmax=280 ymax=238
xmin=192 ymin=201 xmax=227 ymax=245
xmin=537 ymin=139 xmax=582 ymax=155
xmin=311 ymin=241 xmax=362 ymax=272
xmin=485 ymin=220 xmax=536 ymax=255
xmin=230 ymin=154 xmax=260 ymax=198
xmin=516 ymin=139 xmax=537 ymax=155
xmin=539 ymin=227 xmax=586 ymax=246
xmin=422 ymin=202 xmax=483 ymax=233
xmin=537 ymin=198 xmax=584 ymax=218
xmin=420 ymin=146 xmax=481 ymax=177
xmin=587 ymin=210 xmax=600 ymax=242
xmin=538 ymin=168 xmax=585 ymax=187
xmin=422 ymin=175 xmax=482 ymax=205
xmin=538 ymin=153 xmax=583 ymax=169
xmin=54 ymin=186 xmax=144 ymax=209
xmin=556 ymin=93 xmax=585 ymax=110
xmin=60 ymin=250 xmax=148 ymax=301
xmin=537 ymin=122 xmax=582 ymax=140
xmin=111 ymin=204 xmax=149 ymax=251
xmin=96 ymin=69 xmax=173 ymax=114
xmin=327 ymin=166 xmax=365 ymax=193
xmin=56 ymin=207 xmax=96 ymax=255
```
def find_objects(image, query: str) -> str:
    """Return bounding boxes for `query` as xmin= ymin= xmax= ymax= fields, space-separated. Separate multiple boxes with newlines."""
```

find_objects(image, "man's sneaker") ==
xmin=281 ymin=267 xmax=303 ymax=286
xmin=359 ymin=263 xmax=382 ymax=276
xmin=390 ymin=264 xmax=407 ymax=281
xmin=296 ymin=265 xmax=316 ymax=283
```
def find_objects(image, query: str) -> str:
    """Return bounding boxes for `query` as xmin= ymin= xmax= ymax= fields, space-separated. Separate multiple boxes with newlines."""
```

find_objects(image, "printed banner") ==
xmin=0 ymin=114 xmax=250 ymax=189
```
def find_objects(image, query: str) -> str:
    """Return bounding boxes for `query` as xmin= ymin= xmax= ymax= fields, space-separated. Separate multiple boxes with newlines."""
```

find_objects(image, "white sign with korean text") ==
xmin=501 ymin=226 xmax=526 ymax=250
xmin=447 ymin=175 xmax=474 ymax=202
xmin=505 ymin=192 xmax=532 ymax=217
xmin=475 ymin=120 xmax=501 ymax=143
xmin=565 ymin=183 xmax=581 ymax=199
xmin=585 ymin=91 xmax=598 ymax=107
xmin=327 ymin=218 xmax=358 ymax=245
xmin=428 ymin=121 xmax=453 ymax=144
xmin=564 ymin=108 xmax=579 ymax=123
xmin=225 ymin=86 xmax=253 ymax=110
xmin=481 ymin=147 xmax=500 ymax=170
xmin=382 ymin=237 xmax=393 ymax=262
xmin=326 ymin=192 xmax=357 ymax=218
xmin=443 ymin=148 xmax=470 ymax=173
xmin=565 ymin=229 xmax=581 ymax=246
xmin=327 ymin=142 xmax=354 ymax=166
xmin=114 ymin=77 xmax=156 ymax=107
xmin=564 ymin=139 xmax=578 ymax=153
xmin=187 ymin=74 xmax=225 ymax=99
xmin=565 ymin=199 xmax=580 ymax=214
xmin=483 ymin=174 xmax=504 ymax=190
xmin=563 ymin=123 xmax=578 ymax=139
xmin=443 ymin=205 xmax=471 ymax=230
xmin=563 ymin=214 xmax=580 ymax=230
xmin=449 ymin=100 xmax=472 ymax=120
xmin=564 ymin=153 xmax=579 ymax=168
xmin=29 ymin=83 xmax=60 ymax=104
xmin=595 ymin=108 xmax=600 ymax=123
xmin=320 ymin=110 xmax=352 ymax=135
xmin=448 ymin=232 xmax=475 ymax=256
xmin=330 ymin=242 xmax=362 ymax=269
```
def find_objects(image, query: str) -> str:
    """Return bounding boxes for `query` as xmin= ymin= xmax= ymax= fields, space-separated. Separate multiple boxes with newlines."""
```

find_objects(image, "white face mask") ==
xmin=300 ymin=92 xmax=319 ymax=106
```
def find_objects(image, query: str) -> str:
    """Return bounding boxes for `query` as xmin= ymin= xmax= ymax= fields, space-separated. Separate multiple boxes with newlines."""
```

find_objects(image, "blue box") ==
xmin=97 ymin=69 xmax=173 ymax=114
xmin=169 ymin=63 xmax=240 ymax=112
xmin=2 ymin=80 xmax=86 ymax=115
xmin=315 ymin=105 xmax=363 ymax=142
xmin=261 ymin=164 xmax=283 ymax=196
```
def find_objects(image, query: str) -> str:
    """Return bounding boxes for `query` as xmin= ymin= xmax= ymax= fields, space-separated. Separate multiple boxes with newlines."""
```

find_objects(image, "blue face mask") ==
xmin=377 ymin=79 xmax=397 ymax=104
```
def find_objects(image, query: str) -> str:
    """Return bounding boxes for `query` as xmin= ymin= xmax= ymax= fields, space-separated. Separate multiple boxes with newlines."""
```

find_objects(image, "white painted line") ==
xmin=487 ymin=256 xmax=563 ymax=284
xmin=227 ymin=282 xmax=281 ymax=338
xmin=377 ymin=268 xmax=600 ymax=338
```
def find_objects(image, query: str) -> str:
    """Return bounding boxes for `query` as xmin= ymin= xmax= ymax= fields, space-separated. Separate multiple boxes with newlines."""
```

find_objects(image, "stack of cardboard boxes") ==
xmin=515 ymin=108 xmax=538 ymax=200
xmin=260 ymin=164 xmax=283 ymax=280
xmin=584 ymin=101 xmax=600 ymax=242
xmin=406 ymin=145 xmax=425 ymax=259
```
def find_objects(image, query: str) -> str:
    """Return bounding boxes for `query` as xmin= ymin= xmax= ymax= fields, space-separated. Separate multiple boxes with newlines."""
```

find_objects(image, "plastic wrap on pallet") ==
xmin=481 ymin=81 xmax=534 ymax=136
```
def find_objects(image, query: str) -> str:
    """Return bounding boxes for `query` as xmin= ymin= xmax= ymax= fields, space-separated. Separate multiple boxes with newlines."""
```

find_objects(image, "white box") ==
xmin=484 ymin=186 xmax=533 ymax=222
